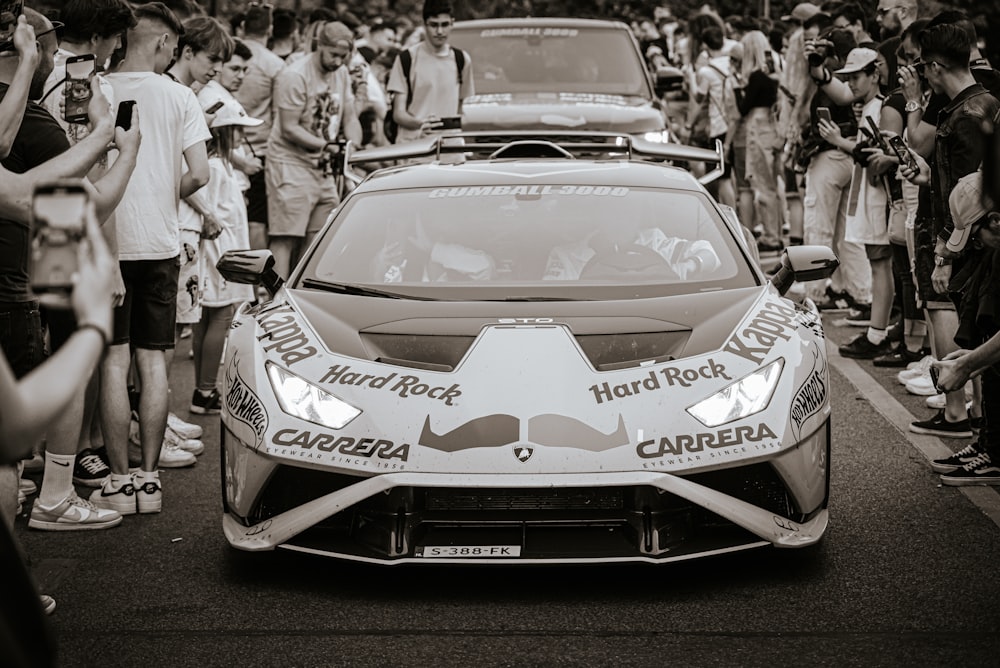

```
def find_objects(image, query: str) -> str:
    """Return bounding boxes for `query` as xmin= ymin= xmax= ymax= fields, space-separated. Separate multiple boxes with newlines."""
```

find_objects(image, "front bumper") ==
xmin=223 ymin=422 xmax=830 ymax=565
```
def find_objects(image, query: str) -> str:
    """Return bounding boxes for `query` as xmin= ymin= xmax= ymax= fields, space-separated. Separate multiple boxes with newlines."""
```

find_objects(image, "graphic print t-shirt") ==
xmin=266 ymin=55 xmax=354 ymax=167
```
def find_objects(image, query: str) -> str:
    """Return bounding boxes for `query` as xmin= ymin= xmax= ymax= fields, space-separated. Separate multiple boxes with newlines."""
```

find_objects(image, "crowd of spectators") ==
xmin=652 ymin=1 xmax=1000 ymax=486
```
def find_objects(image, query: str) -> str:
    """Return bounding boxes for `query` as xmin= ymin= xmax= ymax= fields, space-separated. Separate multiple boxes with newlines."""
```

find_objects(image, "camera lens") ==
xmin=808 ymin=52 xmax=824 ymax=67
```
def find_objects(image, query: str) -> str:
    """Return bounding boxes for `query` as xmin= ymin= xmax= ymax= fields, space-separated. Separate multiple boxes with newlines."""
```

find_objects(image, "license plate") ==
xmin=416 ymin=545 xmax=521 ymax=558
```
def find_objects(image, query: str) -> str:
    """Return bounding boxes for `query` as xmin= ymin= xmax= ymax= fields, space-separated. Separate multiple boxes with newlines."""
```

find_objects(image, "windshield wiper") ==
xmin=300 ymin=278 xmax=433 ymax=300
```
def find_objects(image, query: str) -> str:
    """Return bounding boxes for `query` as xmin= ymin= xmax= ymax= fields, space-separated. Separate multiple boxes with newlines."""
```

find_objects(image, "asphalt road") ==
xmin=14 ymin=312 xmax=1000 ymax=667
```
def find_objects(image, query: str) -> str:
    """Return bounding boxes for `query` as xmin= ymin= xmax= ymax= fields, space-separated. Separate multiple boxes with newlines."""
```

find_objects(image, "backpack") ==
xmin=384 ymin=47 xmax=466 ymax=143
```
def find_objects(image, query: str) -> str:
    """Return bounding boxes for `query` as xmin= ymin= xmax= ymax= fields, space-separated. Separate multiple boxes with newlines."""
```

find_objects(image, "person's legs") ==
xmin=191 ymin=304 xmax=235 ymax=414
xmin=267 ymin=159 xmax=320 ymax=279
xmin=246 ymin=157 xmax=269 ymax=251
xmin=803 ymin=150 xmax=850 ymax=299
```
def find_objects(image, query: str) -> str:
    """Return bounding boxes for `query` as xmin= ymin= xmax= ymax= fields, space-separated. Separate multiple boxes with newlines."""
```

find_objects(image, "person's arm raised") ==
xmin=0 ymin=17 xmax=38 ymax=159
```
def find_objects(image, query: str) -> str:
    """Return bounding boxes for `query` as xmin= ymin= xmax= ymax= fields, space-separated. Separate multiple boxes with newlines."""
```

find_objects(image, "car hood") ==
xmin=222 ymin=287 xmax=829 ymax=478
xmin=462 ymin=92 xmax=665 ymax=133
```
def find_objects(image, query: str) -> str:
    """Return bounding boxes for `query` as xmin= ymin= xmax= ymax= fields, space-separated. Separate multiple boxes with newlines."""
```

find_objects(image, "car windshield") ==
xmin=449 ymin=25 xmax=650 ymax=97
xmin=301 ymin=184 xmax=755 ymax=299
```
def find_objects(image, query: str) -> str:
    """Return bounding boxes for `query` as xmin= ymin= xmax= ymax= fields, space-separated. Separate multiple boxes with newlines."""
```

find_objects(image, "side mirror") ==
xmin=217 ymin=249 xmax=284 ymax=296
xmin=654 ymin=66 xmax=685 ymax=96
xmin=770 ymin=245 xmax=839 ymax=295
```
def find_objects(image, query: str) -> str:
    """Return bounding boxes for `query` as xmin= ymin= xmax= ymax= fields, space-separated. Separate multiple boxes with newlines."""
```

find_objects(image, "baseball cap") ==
xmin=947 ymin=171 xmax=989 ymax=253
xmin=781 ymin=3 xmax=822 ymax=22
xmin=834 ymin=47 xmax=878 ymax=74
xmin=205 ymin=99 xmax=262 ymax=129
xmin=317 ymin=21 xmax=354 ymax=48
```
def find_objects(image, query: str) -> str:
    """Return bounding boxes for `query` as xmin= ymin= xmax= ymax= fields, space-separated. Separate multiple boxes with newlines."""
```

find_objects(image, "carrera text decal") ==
xmin=320 ymin=365 xmax=462 ymax=406
xmin=255 ymin=303 xmax=318 ymax=366
xmin=726 ymin=300 xmax=808 ymax=363
xmin=224 ymin=355 xmax=268 ymax=450
xmin=636 ymin=422 xmax=778 ymax=460
xmin=589 ymin=359 xmax=731 ymax=404
xmin=790 ymin=349 xmax=828 ymax=439
xmin=270 ymin=428 xmax=410 ymax=464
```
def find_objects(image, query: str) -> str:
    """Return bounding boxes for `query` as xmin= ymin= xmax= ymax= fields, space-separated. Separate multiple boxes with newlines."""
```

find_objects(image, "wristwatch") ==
xmin=904 ymin=100 xmax=921 ymax=113
xmin=934 ymin=255 xmax=952 ymax=266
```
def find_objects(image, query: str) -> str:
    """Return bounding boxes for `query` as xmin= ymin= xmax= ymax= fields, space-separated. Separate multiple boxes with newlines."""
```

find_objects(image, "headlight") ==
xmin=266 ymin=363 xmax=362 ymax=429
xmin=686 ymin=358 xmax=784 ymax=427
xmin=642 ymin=130 xmax=673 ymax=143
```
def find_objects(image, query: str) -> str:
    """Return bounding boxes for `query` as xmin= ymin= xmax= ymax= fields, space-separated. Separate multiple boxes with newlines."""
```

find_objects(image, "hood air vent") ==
xmin=575 ymin=332 xmax=690 ymax=371
xmin=360 ymin=333 xmax=476 ymax=372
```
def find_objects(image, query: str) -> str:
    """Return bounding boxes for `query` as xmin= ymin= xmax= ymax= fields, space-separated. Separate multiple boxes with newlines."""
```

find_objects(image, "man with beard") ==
xmin=874 ymin=0 xmax=918 ymax=40
xmin=265 ymin=20 xmax=361 ymax=280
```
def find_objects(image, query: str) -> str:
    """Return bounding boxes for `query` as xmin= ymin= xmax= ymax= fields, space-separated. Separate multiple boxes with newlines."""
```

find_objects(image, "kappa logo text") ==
xmin=320 ymin=365 xmax=462 ymax=406
xmin=725 ymin=301 xmax=806 ymax=363
xmin=255 ymin=304 xmax=318 ymax=367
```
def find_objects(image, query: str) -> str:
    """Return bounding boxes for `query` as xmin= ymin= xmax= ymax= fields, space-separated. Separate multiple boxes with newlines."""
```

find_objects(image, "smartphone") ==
xmin=433 ymin=116 xmax=462 ymax=130
xmin=205 ymin=100 xmax=225 ymax=114
xmin=115 ymin=100 xmax=136 ymax=131
xmin=0 ymin=0 xmax=23 ymax=45
xmin=889 ymin=134 xmax=917 ymax=171
xmin=865 ymin=115 xmax=888 ymax=150
xmin=816 ymin=106 xmax=833 ymax=125
xmin=31 ymin=180 xmax=89 ymax=307
xmin=929 ymin=365 xmax=941 ymax=393
xmin=64 ymin=54 xmax=96 ymax=125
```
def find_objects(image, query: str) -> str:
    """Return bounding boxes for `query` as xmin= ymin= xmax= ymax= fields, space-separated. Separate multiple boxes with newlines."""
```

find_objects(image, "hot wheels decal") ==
xmin=790 ymin=349 xmax=828 ymax=439
xmin=636 ymin=422 xmax=777 ymax=459
xmin=320 ymin=365 xmax=462 ymax=406
xmin=271 ymin=428 xmax=410 ymax=461
xmin=224 ymin=355 xmax=268 ymax=450
xmin=589 ymin=359 xmax=731 ymax=404
xmin=255 ymin=303 xmax=318 ymax=367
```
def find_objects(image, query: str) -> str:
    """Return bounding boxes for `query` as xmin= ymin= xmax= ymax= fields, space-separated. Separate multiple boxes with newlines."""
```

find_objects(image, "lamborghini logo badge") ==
xmin=513 ymin=446 xmax=533 ymax=462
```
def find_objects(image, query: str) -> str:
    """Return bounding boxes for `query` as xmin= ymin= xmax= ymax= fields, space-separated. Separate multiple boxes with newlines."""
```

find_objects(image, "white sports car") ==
xmin=218 ymin=134 xmax=838 ymax=564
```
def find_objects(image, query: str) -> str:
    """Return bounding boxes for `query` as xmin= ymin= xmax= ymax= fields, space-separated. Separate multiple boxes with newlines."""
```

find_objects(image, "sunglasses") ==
xmin=0 ymin=20 xmax=63 ymax=53
xmin=911 ymin=59 xmax=941 ymax=76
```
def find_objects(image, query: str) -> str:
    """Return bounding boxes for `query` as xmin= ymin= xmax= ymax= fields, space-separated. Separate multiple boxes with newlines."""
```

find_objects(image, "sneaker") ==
xmin=931 ymin=441 xmax=984 ymax=473
xmin=39 ymin=594 xmax=56 ymax=616
xmin=814 ymin=287 xmax=854 ymax=311
xmin=909 ymin=410 xmax=972 ymax=438
xmin=158 ymin=440 xmax=197 ymax=468
xmin=873 ymin=344 xmax=927 ymax=368
xmin=940 ymin=453 xmax=1000 ymax=486
xmin=905 ymin=375 xmax=939 ymax=396
xmin=129 ymin=420 xmax=200 ymax=465
xmin=134 ymin=475 xmax=162 ymax=514
xmin=18 ymin=476 xmax=37 ymax=497
xmin=897 ymin=356 xmax=935 ymax=384
xmin=28 ymin=493 xmax=123 ymax=531
xmin=89 ymin=476 xmax=137 ymax=515
xmin=844 ymin=304 xmax=872 ymax=327
xmin=166 ymin=427 xmax=204 ymax=457
xmin=73 ymin=448 xmax=110 ymax=487
xmin=167 ymin=412 xmax=203 ymax=440
xmin=838 ymin=333 xmax=891 ymax=359
xmin=925 ymin=393 xmax=946 ymax=410
xmin=190 ymin=388 xmax=221 ymax=415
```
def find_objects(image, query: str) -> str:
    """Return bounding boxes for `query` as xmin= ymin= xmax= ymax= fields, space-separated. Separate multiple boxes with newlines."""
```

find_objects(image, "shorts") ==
xmin=113 ymin=257 xmax=180 ymax=350
xmin=784 ymin=167 xmax=800 ymax=196
xmin=176 ymin=229 xmax=202 ymax=325
xmin=0 ymin=300 xmax=45 ymax=378
xmin=43 ymin=307 xmax=76 ymax=353
xmin=246 ymin=157 xmax=268 ymax=225
xmin=265 ymin=159 xmax=339 ymax=238
xmin=912 ymin=212 xmax=953 ymax=309
xmin=865 ymin=243 xmax=893 ymax=261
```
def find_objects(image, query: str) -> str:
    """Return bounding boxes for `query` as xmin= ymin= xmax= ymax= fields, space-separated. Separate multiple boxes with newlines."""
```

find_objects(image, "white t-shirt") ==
xmin=266 ymin=54 xmax=354 ymax=167
xmin=696 ymin=56 xmax=730 ymax=139
xmin=105 ymin=71 xmax=211 ymax=261
xmin=846 ymin=95 xmax=889 ymax=246
xmin=200 ymin=158 xmax=254 ymax=307
xmin=386 ymin=42 xmax=474 ymax=143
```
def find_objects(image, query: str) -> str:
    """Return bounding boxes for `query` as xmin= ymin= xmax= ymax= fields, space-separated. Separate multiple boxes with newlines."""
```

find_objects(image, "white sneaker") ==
xmin=28 ymin=493 xmax=123 ymax=531
xmin=158 ymin=440 xmax=196 ymax=468
xmin=134 ymin=473 xmax=162 ymax=514
xmin=167 ymin=412 xmax=203 ymax=440
xmin=897 ymin=356 xmax=934 ymax=384
xmin=166 ymin=426 xmax=204 ymax=456
xmin=89 ymin=476 xmax=137 ymax=515
xmin=905 ymin=374 xmax=938 ymax=396
xmin=926 ymin=393 xmax=946 ymax=409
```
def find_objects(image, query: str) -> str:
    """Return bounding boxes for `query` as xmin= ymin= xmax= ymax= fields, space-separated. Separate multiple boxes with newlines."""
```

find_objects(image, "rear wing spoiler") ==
xmin=344 ymin=132 xmax=725 ymax=189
